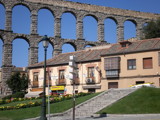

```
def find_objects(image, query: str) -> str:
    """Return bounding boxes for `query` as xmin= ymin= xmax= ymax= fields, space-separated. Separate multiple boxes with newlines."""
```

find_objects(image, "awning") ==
xmin=25 ymin=91 xmax=42 ymax=97
xmin=50 ymin=86 xmax=65 ymax=91
xmin=83 ymin=85 xmax=101 ymax=89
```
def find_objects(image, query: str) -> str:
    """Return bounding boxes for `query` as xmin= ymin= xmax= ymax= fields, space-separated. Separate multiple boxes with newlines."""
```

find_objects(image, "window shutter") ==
xmin=104 ymin=57 xmax=120 ymax=70
xmin=143 ymin=58 xmax=152 ymax=69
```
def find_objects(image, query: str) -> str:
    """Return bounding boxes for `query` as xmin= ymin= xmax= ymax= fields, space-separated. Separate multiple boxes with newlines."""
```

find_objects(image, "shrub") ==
xmin=78 ymin=92 xmax=91 ymax=97
xmin=0 ymin=99 xmax=5 ymax=105
xmin=2 ymin=95 xmax=12 ymax=100
xmin=2 ymin=92 xmax=25 ymax=101
xmin=12 ymin=92 xmax=25 ymax=98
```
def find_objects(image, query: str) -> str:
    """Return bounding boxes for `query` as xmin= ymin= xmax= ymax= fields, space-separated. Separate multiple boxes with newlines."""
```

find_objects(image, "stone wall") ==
xmin=0 ymin=0 xmax=160 ymax=95
xmin=26 ymin=0 xmax=159 ymax=19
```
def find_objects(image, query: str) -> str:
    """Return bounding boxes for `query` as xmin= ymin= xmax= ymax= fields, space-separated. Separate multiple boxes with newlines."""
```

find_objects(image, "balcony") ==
xmin=56 ymin=79 xmax=66 ymax=86
xmin=32 ymin=81 xmax=39 ymax=88
xmin=31 ymin=88 xmax=43 ymax=92
xmin=71 ymin=78 xmax=80 ymax=85
xmin=86 ymin=77 xmax=95 ymax=84
xmin=46 ymin=80 xmax=52 ymax=86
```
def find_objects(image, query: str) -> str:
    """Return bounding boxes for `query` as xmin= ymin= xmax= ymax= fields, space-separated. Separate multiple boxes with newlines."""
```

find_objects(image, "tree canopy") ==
xmin=6 ymin=72 xmax=29 ymax=94
xmin=143 ymin=18 xmax=160 ymax=39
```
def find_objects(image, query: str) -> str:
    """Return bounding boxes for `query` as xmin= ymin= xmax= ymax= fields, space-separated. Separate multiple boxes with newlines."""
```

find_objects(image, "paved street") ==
xmin=49 ymin=114 xmax=160 ymax=120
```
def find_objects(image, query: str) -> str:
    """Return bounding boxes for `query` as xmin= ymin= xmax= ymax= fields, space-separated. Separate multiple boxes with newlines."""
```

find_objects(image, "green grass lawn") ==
xmin=98 ymin=87 xmax=160 ymax=114
xmin=0 ymin=92 xmax=100 ymax=120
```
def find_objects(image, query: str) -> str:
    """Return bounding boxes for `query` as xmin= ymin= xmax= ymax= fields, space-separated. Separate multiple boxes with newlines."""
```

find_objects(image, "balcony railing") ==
xmin=56 ymin=79 xmax=66 ymax=86
xmin=86 ymin=77 xmax=95 ymax=84
xmin=71 ymin=78 xmax=80 ymax=85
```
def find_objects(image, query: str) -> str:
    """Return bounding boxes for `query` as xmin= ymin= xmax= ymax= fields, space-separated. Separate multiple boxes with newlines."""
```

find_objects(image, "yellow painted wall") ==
xmin=101 ymin=51 xmax=160 ymax=89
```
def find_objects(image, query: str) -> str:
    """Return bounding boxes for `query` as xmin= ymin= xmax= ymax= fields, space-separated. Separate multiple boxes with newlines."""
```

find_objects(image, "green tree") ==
xmin=143 ymin=18 xmax=160 ymax=39
xmin=21 ymin=73 xmax=29 ymax=92
xmin=6 ymin=72 xmax=29 ymax=93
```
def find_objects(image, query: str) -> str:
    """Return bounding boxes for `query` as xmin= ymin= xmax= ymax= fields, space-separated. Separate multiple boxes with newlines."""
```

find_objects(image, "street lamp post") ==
xmin=40 ymin=35 xmax=49 ymax=120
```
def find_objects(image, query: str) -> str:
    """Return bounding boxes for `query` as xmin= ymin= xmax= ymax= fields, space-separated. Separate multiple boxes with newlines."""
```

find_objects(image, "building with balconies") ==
xmin=28 ymin=45 xmax=111 ymax=94
xmin=27 ymin=38 xmax=160 ymax=95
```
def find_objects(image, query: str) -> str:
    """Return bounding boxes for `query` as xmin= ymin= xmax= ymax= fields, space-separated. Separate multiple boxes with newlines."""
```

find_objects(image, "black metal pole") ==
xmin=40 ymin=47 xmax=47 ymax=120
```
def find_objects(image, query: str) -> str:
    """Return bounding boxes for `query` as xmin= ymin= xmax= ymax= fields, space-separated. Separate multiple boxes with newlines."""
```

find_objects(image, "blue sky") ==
xmin=0 ymin=0 xmax=160 ymax=67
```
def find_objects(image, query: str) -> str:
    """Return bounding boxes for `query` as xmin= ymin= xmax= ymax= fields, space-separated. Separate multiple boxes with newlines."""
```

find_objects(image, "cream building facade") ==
xmin=28 ymin=45 xmax=110 ymax=94
xmin=101 ymin=39 xmax=160 ymax=89
xmin=28 ymin=38 xmax=160 ymax=95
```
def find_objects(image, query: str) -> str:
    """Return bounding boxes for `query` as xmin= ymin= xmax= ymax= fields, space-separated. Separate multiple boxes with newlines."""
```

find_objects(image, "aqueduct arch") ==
xmin=61 ymin=12 xmax=76 ymax=39
xmin=0 ymin=0 xmax=160 ymax=94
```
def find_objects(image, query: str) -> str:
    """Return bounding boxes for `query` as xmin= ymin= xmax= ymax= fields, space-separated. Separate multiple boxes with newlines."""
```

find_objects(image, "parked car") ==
xmin=130 ymin=82 xmax=155 ymax=88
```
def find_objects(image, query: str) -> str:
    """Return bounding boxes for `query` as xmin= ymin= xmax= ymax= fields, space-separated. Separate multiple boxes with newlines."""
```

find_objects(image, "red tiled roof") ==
xmin=105 ymin=38 xmax=160 ymax=56
xmin=28 ymin=38 xmax=160 ymax=68
xmin=29 ymin=46 xmax=110 ymax=68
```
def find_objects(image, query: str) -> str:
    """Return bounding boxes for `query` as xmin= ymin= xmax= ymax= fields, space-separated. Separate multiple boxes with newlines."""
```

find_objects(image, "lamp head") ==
xmin=41 ymin=35 xmax=49 ymax=48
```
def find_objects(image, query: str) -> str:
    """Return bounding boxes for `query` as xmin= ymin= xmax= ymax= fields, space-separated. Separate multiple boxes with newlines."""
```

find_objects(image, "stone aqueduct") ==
xmin=0 ymin=0 xmax=160 ymax=94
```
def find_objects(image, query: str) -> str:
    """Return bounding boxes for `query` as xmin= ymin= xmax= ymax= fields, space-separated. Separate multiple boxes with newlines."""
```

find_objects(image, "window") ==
xmin=104 ymin=57 xmax=120 ymax=78
xmin=46 ymin=71 xmax=51 ymax=86
xmin=122 ymin=44 xmax=126 ymax=47
xmin=57 ymin=70 xmax=66 ymax=85
xmin=59 ymin=70 xmax=65 ymax=79
xmin=108 ymin=82 xmax=118 ymax=89
xmin=143 ymin=57 xmax=153 ymax=69
xmin=104 ymin=57 xmax=120 ymax=70
xmin=88 ymin=67 xmax=94 ymax=78
xmin=46 ymin=71 xmax=50 ymax=81
xmin=88 ymin=89 xmax=95 ymax=93
xmin=33 ymin=72 xmax=38 ymax=81
xmin=106 ymin=70 xmax=119 ymax=78
xmin=136 ymin=81 xmax=144 ymax=85
xmin=127 ymin=59 xmax=136 ymax=70
xmin=76 ymin=68 xmax=79 ymax=78
xmin=33 ymin=72 xmax=39 ymax=87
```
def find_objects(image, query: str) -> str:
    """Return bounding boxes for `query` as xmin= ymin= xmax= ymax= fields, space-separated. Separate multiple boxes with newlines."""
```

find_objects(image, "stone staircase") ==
xmin=63 ymin=88 xmax=137 ymax=119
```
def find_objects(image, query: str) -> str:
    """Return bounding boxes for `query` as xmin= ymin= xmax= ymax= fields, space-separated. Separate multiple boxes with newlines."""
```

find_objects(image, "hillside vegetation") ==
xmin=0 ymin=92 xmax=100 ymax=120
xmin=99 ymin=87 xmax=160 ymax=114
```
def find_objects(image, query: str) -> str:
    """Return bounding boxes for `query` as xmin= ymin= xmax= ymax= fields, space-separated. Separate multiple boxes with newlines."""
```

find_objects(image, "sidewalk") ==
xmin=49 ymin=114 xmax=160 ymax=120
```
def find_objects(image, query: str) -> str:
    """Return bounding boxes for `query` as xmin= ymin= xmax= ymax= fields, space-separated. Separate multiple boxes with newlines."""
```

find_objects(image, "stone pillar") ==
xmin=54 ymin=17 xmax=61 ymax=38
xmin=98 ymin=21 xmax=105 ymax=42
xmin=53 ymin=48 xmax=62 ymax=57
xmin=136 ymin=23 xmax=143 ymax=40
xmin=76 ymin=40 xmax=85 ymax=51
xmin=2 ymin=43 xmax=12 ymax=66
xmin=1 ymin=43 xmax=13 ymax=95
xmin=5 ymin=10 xmax=12 ymax=31
xmin=76 ymin=20 xmax=84 ymax=40
xmin=1 ymin=67 xmax=12 ymax=95
xmin=30 ymin=11 xmax=38 ymax=34
xmin=117 ymin=23 xmax=124 ymax=42
xmin=28 ymin=46 xmax=38 ymax=66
